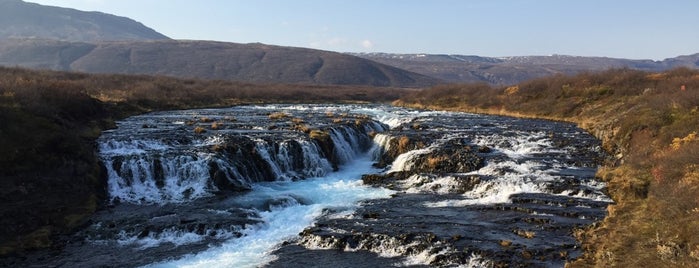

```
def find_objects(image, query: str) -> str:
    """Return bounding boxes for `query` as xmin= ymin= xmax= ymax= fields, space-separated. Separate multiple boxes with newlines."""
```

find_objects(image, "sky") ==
xmin=25 ymin=0 xmax=699 ymax=60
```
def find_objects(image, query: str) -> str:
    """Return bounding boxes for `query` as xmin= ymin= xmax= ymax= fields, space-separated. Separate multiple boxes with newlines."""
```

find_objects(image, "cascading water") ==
xmin=98 ymin=105 xmax=386 ymax=205
xmin=12 ymin=104 xmax=610 ymax=268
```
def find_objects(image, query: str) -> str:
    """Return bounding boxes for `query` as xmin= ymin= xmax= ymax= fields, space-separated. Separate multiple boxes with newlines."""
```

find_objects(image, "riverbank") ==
xmin=0 ymin=67 xmax=408 ymax=256
xmin=395 ymin=67 xmax=699 ymax=267
xmin=3 ymin=66 xmax=698 ymax=266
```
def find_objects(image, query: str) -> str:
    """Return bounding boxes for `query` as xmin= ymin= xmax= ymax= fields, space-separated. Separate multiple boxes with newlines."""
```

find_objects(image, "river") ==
xmin=9 ymin=104 xmax=610 ymax=267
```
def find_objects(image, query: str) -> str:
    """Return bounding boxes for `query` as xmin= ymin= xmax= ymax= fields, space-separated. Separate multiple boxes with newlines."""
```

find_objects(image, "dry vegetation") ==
xmin=397 ymin=67 xmax=699 ymax=267
xmin=0 ymin=66 xmax=409 ymax=255
xmin=4 ymin=64 xmax=698 ymax=266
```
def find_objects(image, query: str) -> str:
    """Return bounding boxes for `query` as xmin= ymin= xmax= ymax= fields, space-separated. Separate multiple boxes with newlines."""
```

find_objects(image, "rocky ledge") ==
xmin=271 ymin=112 xmax=610 ymax=267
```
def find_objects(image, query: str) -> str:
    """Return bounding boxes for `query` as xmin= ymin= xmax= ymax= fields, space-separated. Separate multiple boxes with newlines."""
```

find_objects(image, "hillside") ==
xmin=396 ymin=68 xmax=699 ymax=267
xmin=352 ymin=52 xmax=699 ymax=85
xmin=0 ymin=0 xmax=169 ymax=41
xmin=0 ymin=39 xmax=439 ymax=88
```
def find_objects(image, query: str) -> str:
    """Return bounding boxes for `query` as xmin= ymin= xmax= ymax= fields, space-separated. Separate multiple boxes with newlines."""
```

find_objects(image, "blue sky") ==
xmin=26 ymin=0 xmax=699 ymax=60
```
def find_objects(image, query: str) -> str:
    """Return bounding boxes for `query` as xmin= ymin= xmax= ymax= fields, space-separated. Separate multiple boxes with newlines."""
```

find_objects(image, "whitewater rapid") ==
xmin=147 ymin=156 xmax=393 ymax=267
xmin=11 ymin=104 xmax=608 ymax=267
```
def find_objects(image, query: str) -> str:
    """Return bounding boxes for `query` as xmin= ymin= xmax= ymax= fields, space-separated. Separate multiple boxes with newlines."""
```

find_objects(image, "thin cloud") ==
xmin=361 ymin=40 xmax=374 ymax=49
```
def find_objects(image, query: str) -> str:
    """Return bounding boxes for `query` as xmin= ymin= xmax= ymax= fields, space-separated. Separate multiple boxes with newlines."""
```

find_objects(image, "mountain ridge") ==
xmin=0 ymin=0 xmax=169 ymax=41
xmin=0 ymin=38 xmax=440 ymax=87
xmin=2 ymin=0 xmax=698 ymax=87
xmin=350 ymin=52 xmax=699 ymax=85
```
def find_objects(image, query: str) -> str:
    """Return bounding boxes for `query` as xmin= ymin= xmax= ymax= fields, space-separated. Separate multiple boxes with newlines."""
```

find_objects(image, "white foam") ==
xmin=424 ymin=159 xmax=555 ymax=207
xmin=113 ymin=228 xmax=239 ymax=250
xmin=558 ymin=188 xmax=613 ymax=202
xmin=99 ymin=139 xmax=171 ymax=156
xmin=351 ymin=106 xmax=450 ymax=129
xmin=146 ymin=155 xmax=394 ymax=268
xmin=105 ymin=153 xmax=216 ymax=204
xmin=302 ymin=231 xmax=494 ymax=267
xmin=472 ymin=131 xmax=554 ymax=159
xmin=402 ymin=174 xmax=469 ymax=194
xmin=387 ymin=147 xmax=432 ymax=173
xmin=196 ymin=135 xmax=224 ymax=146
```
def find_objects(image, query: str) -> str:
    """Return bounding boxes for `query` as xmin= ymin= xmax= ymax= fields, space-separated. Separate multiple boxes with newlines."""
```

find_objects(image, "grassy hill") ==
xmin=353 ymin=52 xmax=699 ymax=85
xmin=0 ymin=39 xmax=440 ymax=88
xmin=0 ymin=67 xmax=409 ymax=255
xmin=0 ymin=0 xmax=169 ymax=41
xmin=396 ymin=68 xmax=699 ymax=267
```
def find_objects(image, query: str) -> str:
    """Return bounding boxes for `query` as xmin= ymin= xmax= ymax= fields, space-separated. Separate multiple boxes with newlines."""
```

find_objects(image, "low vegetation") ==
xmin=4 ymin=64 xmax=698 ymax=266
xmin=397 ymin=67 xmax=699 ymax=267
xmin=0 ymin=67 xmax=408 ymax=255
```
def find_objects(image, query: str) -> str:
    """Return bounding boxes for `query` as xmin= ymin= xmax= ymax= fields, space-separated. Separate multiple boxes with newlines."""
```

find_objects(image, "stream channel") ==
xmin=10 ymin=104 xmax=611 ymax=267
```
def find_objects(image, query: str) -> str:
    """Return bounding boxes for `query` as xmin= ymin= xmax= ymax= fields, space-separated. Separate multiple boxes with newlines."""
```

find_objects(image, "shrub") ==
xmin=309 ymin=130 xmax=329 ymax=141
xmin=268 ymin=112 xmax=289 ymax=120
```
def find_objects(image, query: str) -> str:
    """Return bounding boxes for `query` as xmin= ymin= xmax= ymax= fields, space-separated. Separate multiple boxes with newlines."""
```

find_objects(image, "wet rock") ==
xmin=6 ymin=105 xmax=609 ymax=267
xmin=274 ymin=109 xmax=609 ymax=267
xmin=373 ymin=134 xmax=431 ymax=168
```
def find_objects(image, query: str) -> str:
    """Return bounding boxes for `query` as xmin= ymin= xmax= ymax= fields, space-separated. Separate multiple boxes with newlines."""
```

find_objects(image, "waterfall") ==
xmin=103 ymin=149 xmax=216 ymax=204
xmin=370 ymin=133 xmax=393 ymax=161
xmin=53 ymin=104 xmax=609 ymax=268
xmin=99 ymin=115 xmax=388 ymax=205
xmin=298 ymin=139 xmax=333 ymax=177
xmin=254 ymin=139 xmax=289 ymax=181
xmin=329 ymin=127 xmax=358 ymax=164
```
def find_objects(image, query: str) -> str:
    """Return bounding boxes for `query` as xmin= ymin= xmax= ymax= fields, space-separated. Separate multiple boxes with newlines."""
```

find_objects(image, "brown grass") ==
xmin=397 ymin=136 xmax=411 ymax=152
xmin=397 ymin=67 xmax=699 ymax=267
xmin=309 ymin=130 xmax=330 ymax=141
xmin=268 ymin=112 xmax=289 ymax=120
xmin=426 ymin=155 xmax=447 ymax=169
xmin=210 ymin=122 xmax=222 ymax=130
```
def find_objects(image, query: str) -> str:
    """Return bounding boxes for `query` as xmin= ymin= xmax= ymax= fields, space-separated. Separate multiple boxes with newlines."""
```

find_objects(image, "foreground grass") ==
xmin=0 ymin=67 xmax=409 ymax=255
xmin=396 ymin=67 xmax=699 ymax=267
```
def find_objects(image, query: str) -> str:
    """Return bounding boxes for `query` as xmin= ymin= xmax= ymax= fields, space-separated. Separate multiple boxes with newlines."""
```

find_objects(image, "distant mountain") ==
xmin=350 ymin=53 xmax=699 ymax=85
xmin=0 ymin=0 xmax=169 ymax=41
xmin=0 ymin=39 xmax=439 ymax=87
xmin=4 ymin=0 xmax=696 ymax=88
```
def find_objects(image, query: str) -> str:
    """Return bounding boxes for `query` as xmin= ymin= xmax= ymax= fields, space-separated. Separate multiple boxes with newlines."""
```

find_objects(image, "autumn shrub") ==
xmin=210 ymin=122 xmax=222 ymax=130
xmin=397 ymin=136 xmax=411 ymax=152
xmin=268 ymin=112 xmax=289 ymax=120
xmin=309 ymin=130 xmax=329 ymax=141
